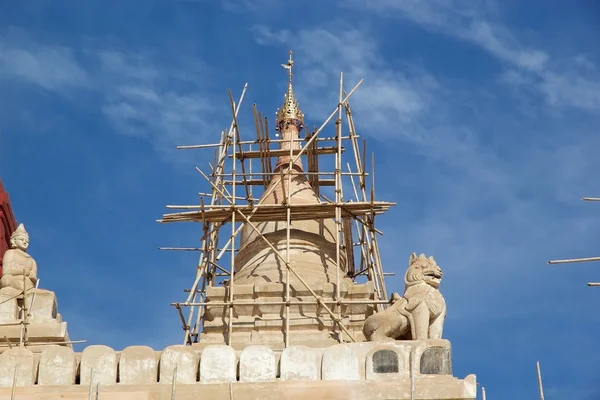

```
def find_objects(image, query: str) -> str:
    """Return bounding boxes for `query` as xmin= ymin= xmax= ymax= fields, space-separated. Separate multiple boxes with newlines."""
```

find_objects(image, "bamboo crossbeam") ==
xmin=159 ymin=201 xmax=394 ymax=224
xmin=177 ymin=136 xmax=358 ymax=150
xmin=548 ymin=256 xmax=600 ymax=264
xmin=172 ymin=299 xmax=391 ymax=307
xmin=582 ymin=197 xmax=600 ymax=201
xmin=0 ymin=339 xmax=87 ymax=348
xmin=213 ymin=171 xmax=367 ymax=177
xmin=224 ymin=179 xmax=336 ymax=186
xmin=159 ymin=247 xmax=202 ymax=251
xmin=587 ymin=282 xmax=600 ymax=286
xmin=230 ymin=146 xmax=343 ymax=159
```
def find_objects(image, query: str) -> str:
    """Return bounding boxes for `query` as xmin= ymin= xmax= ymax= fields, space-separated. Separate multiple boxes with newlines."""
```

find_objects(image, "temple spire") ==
xmin=276 ymin=50 xmax=304 ymax=132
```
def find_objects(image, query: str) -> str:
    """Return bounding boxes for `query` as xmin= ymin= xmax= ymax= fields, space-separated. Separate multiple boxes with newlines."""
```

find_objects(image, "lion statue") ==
xmin=363 ymin=252 xmax=446 ymax=341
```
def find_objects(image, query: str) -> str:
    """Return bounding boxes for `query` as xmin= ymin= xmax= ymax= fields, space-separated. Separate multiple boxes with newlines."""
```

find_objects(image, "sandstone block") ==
xmin=200 ymin=345 xmax=236 ymax=383
xmin=159 ymin=345 xmax=199 ymax=384
xmin=239 ymin=345 xmax=276 ymax=382
xmin=0 ymin=348 xmax=35 ymax=387
xmin=280 ymin=345 xmax=321 ymax=381
xmin=322 ymin=344 xmax=361 ymax=381
xmin=38 ymin=346 xmax=77 ymax=386
xmin=0 ymin=293 xmax=18 ymax=322
xmin=119 ymin=345 xmax=157 ymax=384
xmin=26 ymin=290 xmax=57 ymax=322
xmin=80 ymin=345 xmax=118 ymax=386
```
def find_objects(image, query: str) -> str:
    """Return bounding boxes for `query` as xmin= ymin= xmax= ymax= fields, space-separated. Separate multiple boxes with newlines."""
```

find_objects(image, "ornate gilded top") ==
xmin=275 ymin=51 xmax=304 ymax=132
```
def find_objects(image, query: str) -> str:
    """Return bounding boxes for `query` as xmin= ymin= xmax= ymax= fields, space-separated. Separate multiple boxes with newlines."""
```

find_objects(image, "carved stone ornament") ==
xmin=363 ymin=253 xmax=446 ymax=341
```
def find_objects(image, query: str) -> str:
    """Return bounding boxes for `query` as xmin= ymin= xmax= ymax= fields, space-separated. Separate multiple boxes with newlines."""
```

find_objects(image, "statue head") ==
xmin=405 ymin=252 xmax=443 ymax=289
xmin=10 ymin=224 xmax=29 ymax=251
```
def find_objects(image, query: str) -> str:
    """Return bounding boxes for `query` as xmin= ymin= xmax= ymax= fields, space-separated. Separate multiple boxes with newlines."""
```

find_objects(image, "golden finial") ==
xmin=276 ymin=50 xmax=304 ymax=132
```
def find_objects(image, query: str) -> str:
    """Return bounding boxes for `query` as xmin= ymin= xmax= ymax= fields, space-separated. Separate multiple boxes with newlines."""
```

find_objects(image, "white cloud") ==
xmin=0 ymin=37 xmax=226 ymax=163
xmin=0 ymin=32 xmax=88 ymax=91
xmin=342 ymin=0 xmax=600 ymax=113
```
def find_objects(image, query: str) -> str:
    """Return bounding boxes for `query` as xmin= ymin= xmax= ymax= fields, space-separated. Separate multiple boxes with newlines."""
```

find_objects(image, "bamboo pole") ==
xmin=19 ymin=272 xmax=28 ymax=347
xmin=334 ymin=71 xmax=344 ymax=342
xmin=548 ymin=256 xmax=600 ymax=264
xmin=227 ymin=97 xmax=238 ymax=346
xmin=409 ymin=347 xmax=416 ymax=400
xmin=0 ymin=339 xmax=87 ymax=348
xmin=481 ymin=387 xmax=486 ymax=400
xmin=228 ymin=86 xmax=251 ymax=203
xmin=10 ymin=365 xmax=17 ymax=400
xmin=536 ymin=361 xmax=545 ymax=400
xmin=171 ymin=366 xmax=178 ymax=400
xmin=88 ymin=369 xmax=94 ymax=400
xmin=347 ymin=164 xmax=368 ymax=280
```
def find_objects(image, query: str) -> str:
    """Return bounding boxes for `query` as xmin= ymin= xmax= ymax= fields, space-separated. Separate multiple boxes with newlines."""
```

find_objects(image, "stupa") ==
xmin=0 ymin=53 xmax=478 ymax=399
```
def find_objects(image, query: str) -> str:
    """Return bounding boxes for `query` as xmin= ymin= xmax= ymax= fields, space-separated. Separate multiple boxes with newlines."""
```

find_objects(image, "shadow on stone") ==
xmin=372 ymin=350 xmax=399 ymax=374
xmin=420 ymin=347 xmax=452 ymax=375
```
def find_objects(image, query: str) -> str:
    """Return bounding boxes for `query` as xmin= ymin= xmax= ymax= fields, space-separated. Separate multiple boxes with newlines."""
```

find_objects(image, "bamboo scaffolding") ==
xmin=204 ymin=79 xmax=364 ymax=266
xmin=163 ymin=63 xmax=395 ymax=345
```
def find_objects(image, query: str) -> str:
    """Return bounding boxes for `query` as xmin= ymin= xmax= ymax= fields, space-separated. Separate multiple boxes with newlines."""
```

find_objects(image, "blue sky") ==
xmin=1 ymin=0 xmax=600 ymax=397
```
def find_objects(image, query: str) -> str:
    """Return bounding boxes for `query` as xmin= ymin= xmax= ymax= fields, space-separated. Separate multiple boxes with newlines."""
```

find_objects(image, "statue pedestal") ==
xmin=0 ymin=289 xmax=70 ymax=353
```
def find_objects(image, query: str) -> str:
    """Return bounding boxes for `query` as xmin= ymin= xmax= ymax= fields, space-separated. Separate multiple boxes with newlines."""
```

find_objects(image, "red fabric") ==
xmin=0 ymin=179 xmax=18 ymax=276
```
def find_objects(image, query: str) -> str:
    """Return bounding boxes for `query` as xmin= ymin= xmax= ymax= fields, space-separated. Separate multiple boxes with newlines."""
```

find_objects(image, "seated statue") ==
xmin=363 ymin=253 xmax=446 ymax=341
xmin=0 ymin=224 xmax=37 ymax=296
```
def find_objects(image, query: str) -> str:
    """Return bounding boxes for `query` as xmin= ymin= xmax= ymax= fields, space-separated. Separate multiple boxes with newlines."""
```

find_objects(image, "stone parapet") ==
xmin=0 ymin=339 xmax=475 ymax=400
